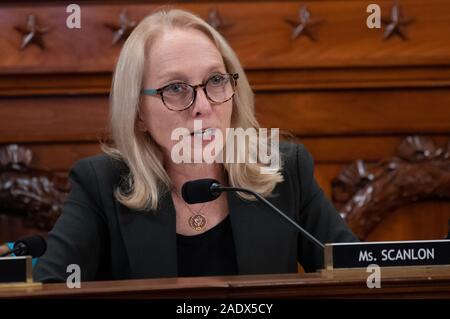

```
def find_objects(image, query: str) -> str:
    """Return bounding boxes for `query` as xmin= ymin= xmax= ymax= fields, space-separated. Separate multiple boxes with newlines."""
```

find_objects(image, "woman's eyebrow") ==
xmin=205 ymin=63 xmax=227 ymax=74
xmin=157 ymin=71 xmax=189 ymax=85
xmin=157 ymin=64 xmax=226 ymax=85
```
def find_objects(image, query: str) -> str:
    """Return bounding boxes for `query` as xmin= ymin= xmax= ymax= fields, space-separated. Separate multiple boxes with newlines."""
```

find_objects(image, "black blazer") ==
xmin=34 ymin=142 xmax=358 ymax=283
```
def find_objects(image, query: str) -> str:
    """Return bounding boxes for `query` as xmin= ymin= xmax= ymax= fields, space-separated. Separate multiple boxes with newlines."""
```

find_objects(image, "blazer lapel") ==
xmin=115 ymin=191 xmax=178 ymax=279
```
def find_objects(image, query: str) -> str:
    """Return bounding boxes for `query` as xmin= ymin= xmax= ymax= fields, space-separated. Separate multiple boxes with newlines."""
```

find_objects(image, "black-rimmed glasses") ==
xmin=142 ymin=73 xmax=239 ymax=111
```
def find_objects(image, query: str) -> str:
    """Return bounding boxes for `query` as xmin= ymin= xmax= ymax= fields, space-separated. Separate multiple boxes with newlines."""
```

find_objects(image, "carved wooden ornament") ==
xmin=0 ymin=145 xmax=69 ymax=231
xmin=332 ymin=136 xmax=450 ymax=240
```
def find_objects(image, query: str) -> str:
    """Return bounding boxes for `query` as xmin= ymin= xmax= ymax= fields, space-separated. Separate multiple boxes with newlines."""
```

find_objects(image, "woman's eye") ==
xmin=166 ymin=83 xmax=185 ymax=94
xmin=209 ymin=75 xmax=226 ymax=86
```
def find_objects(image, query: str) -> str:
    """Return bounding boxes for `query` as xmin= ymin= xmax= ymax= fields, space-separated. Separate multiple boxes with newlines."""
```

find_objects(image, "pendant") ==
xmin=189 ymin=214 xmax=207 ymax=231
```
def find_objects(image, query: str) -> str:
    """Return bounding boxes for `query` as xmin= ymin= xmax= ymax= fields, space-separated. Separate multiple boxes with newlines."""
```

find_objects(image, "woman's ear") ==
xmin=136 ymin=110 xmax=148 ymax=132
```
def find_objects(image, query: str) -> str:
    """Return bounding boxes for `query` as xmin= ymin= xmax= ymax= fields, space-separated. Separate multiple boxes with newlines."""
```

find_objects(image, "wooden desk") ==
xmin=1 ymin=267 xmax=450 ymax=299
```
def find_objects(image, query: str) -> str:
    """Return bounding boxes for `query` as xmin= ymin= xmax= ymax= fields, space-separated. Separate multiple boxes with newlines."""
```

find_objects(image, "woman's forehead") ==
xmin=147 ymin=29 xmax=225 ymax=81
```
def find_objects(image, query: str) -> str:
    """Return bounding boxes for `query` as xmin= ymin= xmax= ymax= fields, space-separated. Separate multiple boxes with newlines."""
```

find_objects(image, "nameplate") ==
xmin=324 ymin=240 xmax=450 ymax=270
xmin=0 ymin=256 xmax=33 ymax=284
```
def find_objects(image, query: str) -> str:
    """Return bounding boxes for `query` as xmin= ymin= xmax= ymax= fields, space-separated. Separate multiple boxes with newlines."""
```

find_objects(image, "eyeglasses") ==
xmin=142 ymin=73 xmax=239 ymax=111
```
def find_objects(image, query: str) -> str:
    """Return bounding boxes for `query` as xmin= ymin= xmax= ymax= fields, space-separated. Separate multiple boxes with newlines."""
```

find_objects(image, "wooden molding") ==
xmin=3 ymin=66 xmax=450 ymax=97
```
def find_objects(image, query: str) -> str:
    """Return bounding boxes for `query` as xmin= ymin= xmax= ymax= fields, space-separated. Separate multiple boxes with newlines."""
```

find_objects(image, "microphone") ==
xmin=0 ymin=234 xmax=47 ymax=258
xmin=181 ymin=179 xmax=325 ymax=251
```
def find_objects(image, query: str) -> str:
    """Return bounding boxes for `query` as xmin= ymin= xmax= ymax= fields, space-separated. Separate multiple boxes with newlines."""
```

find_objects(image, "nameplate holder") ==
xmin=324 ymin=239 xmax=450 ymax=270
xmin=0 ymin=256 xmax=34 ymax=285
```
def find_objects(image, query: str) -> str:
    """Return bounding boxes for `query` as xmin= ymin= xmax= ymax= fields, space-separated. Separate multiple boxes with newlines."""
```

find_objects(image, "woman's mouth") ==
xmin=190 ymin=127 xmax=216 ymax=139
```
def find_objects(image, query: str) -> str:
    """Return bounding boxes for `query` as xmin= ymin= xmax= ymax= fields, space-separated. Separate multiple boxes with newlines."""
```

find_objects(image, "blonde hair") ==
xmin=104 ymin=8 xmax=283 ymax=211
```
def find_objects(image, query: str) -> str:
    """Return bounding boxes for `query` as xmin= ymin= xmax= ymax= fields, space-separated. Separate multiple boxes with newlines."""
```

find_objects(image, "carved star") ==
xmin=381 ymin=1 xmax=414 ymax=41
xmin=14 ymin=15 xmax=50 ymax=50
xmin=207 ymin=8 xmax=233 ymax=32
xmin=285 ymin=6 xmax=322 ymax=41
xmin=104 ymin=10 xmax=137 ymax=45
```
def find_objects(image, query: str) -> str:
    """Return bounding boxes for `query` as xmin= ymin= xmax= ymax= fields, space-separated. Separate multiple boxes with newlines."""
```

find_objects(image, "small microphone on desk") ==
xmin=182 ymin=179 xmax=325 ymax=252
xmin=0 ymin=234 xmax=47 ymax=258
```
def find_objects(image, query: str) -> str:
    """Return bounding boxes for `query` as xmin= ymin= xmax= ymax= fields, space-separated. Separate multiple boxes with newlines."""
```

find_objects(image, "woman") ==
xmin=34 ymin=9 xmax=357 ymax=283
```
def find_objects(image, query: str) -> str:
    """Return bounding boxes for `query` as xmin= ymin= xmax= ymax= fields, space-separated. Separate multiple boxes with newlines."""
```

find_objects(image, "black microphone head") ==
xmin=182 ymin=179 xmax=221 ymax=204
xmin=14 ymin=235 xmax=47 ymax=258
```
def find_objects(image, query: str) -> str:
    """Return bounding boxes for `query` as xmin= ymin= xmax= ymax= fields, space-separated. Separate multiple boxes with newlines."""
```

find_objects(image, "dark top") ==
xmin=34 ymin=142 xmax=359 ymax=283
xmin=177 ymin=216 xmax=238 ymax=277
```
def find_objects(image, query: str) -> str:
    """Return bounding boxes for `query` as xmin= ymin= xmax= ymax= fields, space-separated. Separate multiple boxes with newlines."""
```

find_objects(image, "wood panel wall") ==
xmin=1 ymin=0 xmax=450 ymax=243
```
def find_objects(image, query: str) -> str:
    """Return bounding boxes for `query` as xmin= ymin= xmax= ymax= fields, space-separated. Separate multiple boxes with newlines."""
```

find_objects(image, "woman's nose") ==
xmin=191 ymin=87 xmax=213 ymax=117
